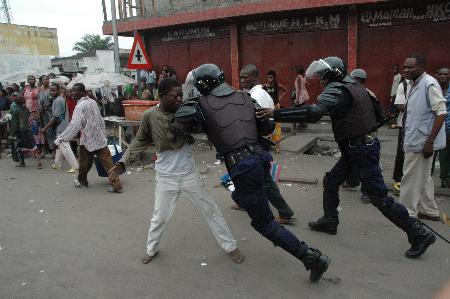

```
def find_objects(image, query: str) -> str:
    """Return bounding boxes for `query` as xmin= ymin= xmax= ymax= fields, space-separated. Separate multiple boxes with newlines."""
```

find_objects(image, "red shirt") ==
xmin=66 ymin=96 xmax=78 ymax=120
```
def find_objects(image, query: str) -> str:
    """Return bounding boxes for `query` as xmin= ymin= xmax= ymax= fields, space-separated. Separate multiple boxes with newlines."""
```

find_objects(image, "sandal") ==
xmin=276 ymin=217 xmax=296 ymax=225
xmin=230 ymin=204 xmax=246 ymax=211
xmin=141 ymin=251 xmax=159 ymax=264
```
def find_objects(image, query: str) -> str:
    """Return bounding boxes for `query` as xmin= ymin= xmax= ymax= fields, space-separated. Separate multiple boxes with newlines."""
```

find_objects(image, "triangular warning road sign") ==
xmin=127 ymin=32 xmax=152 ymax=70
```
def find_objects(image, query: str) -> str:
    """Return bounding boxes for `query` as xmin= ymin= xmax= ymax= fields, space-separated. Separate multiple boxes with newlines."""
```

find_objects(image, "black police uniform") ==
xmin=273 ymin=68 xmax=436 ymax=258
xmin=173 ymin=64 xmax=330 ymax=282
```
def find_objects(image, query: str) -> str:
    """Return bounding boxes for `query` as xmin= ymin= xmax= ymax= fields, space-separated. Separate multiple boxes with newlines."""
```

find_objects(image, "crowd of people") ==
xmin=0 ymin=53 xmax=448 ymax=283
xmin=0 ymin=74 xmax=79 ymax=171
xmin=0 ymin=65 xmax=179 ymax=170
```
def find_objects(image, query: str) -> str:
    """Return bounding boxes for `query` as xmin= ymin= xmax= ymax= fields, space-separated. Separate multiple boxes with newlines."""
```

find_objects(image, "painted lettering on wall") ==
xmin=360 ymin=1 xmax=450 ymax=27
xmin=244 ymin=14 xmax=343 ymax=33
xmin=162 ymin=27 xmax=216 ymax=42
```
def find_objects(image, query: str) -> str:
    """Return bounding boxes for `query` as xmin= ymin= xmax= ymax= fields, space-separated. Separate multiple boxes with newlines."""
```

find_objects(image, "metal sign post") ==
xmin=128 ymin=31 xmax=152 ymax=99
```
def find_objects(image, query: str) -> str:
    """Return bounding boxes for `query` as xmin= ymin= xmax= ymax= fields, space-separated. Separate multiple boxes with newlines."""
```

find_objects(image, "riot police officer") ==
xmin=173 ymin=63 xmax=330 ymax=282
xmin=257 ymin=57 xmax=436 ymax=258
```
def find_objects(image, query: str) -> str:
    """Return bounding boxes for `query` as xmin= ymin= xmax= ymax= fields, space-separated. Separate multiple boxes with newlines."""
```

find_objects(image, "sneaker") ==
xmin=392 ymin=182 xmax=401 ymax=195
xmin=37 ymin=162 xmax=43 ymax=169
xmin=308 ymin=216 xmax=339 ymax=235
xmin=52 ymin=164 xmax=61 ymax=170
xmin=16 ymin=161 xmax=25 ymax=167
xmin=67 ymin=168 xmax=78 ymax=173
xmin=228 ymin=248 xmax=245 ymax=263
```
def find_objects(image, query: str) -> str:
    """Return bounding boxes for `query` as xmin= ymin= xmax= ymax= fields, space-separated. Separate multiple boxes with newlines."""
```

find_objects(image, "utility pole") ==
xmin=0 ymin=0 xmax=13 ymax=23
xmin=134 ymin=31 xmax=142 ymax=99
xmin=110 ymin=0 xmax=121 ymax=73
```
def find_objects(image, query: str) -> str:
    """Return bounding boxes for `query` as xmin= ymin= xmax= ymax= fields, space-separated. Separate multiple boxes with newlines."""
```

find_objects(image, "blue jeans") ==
xmin=229 ymin=151 xmax=308 ymax=259
xmin=324 ymin=138 xmax=415 ymax=233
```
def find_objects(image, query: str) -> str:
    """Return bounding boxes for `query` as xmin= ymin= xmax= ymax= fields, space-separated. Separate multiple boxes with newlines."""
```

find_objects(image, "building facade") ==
xmin=51 ymin=49 xmax=131 ymax=75
xmin=103 ymin=0 xmax=450 ymax=108
xmin=0 ymin=23 xmax=59 ymax=75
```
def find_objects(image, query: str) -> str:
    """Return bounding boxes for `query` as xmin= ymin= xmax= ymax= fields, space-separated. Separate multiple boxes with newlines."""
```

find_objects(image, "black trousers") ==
xmin=393 ymin=127 xmax=404 ymax=183
xmin=263 ymin=175 xmax=295 ymax=219
xmin=323 ymin=139 xmax=415 ymax=234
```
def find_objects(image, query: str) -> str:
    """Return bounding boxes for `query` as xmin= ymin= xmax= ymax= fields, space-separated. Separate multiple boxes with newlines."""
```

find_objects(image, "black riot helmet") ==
xmin=305 ymin=56 xmax=347 ymax=82
xmin=193 ymin=63 xmax=235 ymax=97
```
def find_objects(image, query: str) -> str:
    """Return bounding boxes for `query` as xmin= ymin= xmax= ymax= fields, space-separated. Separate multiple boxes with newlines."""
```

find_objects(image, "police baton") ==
xmin=377 ymin=115 xmax=396 ymax=129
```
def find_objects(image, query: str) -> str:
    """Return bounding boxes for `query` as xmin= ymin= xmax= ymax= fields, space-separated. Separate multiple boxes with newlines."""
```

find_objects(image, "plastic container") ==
xmin=122 ymin=100 xmax=159 ymax=121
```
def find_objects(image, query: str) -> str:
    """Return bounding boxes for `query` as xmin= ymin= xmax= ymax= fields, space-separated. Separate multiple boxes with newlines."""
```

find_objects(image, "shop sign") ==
xmin=360 ymin=1 xmax=450 ymax=27
xmin=160 ymin=25 xmax=229 ymax=42
xmin=243 ymin=13 xmax=344 ymax=33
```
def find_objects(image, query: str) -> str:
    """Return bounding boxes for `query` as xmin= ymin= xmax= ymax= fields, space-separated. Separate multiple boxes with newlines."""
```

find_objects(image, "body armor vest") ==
xmin=199 ymin=91 xmax=258 ymax=155
xmin=331 ymin=81 xmax=378 ymax=142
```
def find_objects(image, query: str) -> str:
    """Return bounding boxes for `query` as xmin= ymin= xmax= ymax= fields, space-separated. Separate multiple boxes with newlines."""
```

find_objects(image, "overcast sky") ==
xmin=10 ymin=0 xmax=133 ymax=56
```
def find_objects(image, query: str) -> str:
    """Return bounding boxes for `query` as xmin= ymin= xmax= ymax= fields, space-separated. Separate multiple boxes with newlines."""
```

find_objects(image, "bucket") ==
xmin=122 ymin=100 xmax=159 ymax=121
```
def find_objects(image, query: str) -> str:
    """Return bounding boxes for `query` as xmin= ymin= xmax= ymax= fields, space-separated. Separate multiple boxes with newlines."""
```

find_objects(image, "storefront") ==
xmin=145 ymin=24 xmax=231 ymax=87
xmin=238 ymin=8 xmax=348 ymax=106
xmin=104 ymin=0 xmax=450 ymax=109
xmin=358 ymin=0 xmax=450 ymax=106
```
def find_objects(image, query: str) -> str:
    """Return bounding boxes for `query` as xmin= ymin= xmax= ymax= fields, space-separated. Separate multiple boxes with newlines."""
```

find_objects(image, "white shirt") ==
xmin=391 ymin=73 xmax=402 ymax=97
xmin=155 ymin=144 xmax=195 ymax=176
xmin=394 ymin=80 xmax=410 ymax=127
xmin=248 ymin=84 xmax=274 ymax=109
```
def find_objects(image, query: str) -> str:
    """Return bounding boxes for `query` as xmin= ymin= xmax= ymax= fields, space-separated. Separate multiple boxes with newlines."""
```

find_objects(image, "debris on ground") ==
xmin=278 ymin=176 xmax=318 ymax=184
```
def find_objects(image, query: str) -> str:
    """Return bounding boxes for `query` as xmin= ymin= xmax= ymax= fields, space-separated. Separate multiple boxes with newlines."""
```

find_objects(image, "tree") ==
xmin=73 ymin=34 xmax=114 ymax=53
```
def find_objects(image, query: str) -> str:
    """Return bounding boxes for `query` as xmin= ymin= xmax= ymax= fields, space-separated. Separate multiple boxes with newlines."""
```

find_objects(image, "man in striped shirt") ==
xmin=55 ymin=83 xmax=122 ymax=192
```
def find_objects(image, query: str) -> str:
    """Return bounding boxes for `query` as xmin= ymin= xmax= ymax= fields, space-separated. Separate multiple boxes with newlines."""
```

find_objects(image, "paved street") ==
xmin=1 ymin=124 xmax=449 ymax=298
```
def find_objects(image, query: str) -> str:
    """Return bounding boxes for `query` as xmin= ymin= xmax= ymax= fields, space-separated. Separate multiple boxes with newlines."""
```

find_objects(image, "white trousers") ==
xmin=399 ymin=151 xmax=440 ymax=217
xmin=146 ymin=167 xmax=237 ymax=256
xmin=54 ymin=133 xmax=78 ymax=169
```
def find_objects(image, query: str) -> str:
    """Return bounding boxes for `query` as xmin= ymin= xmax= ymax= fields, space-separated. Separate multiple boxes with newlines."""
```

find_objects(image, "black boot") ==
xmin=308 ymin=216 xmax=339 ymax=235
xmin=300 ymin=248 xmax=331 ymax=282
xmin=405 ymin=221 xmax=436 ymax=258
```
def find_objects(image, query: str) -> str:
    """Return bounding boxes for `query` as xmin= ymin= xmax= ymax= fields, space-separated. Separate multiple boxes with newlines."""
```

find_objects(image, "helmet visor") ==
xmin=305 ymin=59 xmax=332 ymax=79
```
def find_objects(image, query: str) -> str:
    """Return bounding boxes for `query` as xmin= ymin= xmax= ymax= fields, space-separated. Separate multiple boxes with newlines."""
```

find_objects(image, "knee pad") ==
xmin=255 ymin=221 xmax=306 ymax=258
xmin=254 ymin=220 xmax=281 ymax=244
xmin=371 ymin=196 xmax=405 ymax=217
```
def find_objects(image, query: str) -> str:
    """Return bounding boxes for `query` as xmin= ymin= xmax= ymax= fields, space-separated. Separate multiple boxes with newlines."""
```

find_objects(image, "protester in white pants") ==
xmin=110 ymin=78 xmax=244 ymax=264
xmin=147 ymin=166 xmax=237 ymax=257
xmin=400 ymin=152 xmax=440 ymax=218
xmin=41 ymin=83 xmax=79 ymax=173
xmin=399 ymin=54 xmax=446 ymax=221
xmin=54 ymin=135 xmax=79 ymax=172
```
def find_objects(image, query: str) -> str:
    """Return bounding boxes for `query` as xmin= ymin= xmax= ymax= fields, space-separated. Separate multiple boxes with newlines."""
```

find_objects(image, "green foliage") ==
xmin=73 ymin=34 xmax=114 ymax=53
